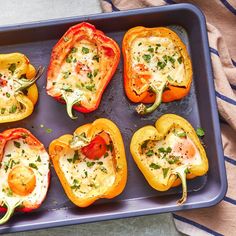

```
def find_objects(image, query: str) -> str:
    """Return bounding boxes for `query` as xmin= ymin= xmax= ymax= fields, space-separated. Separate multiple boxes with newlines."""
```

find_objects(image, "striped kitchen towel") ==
xmin=100 ymin=0 xmax=236 ymax=235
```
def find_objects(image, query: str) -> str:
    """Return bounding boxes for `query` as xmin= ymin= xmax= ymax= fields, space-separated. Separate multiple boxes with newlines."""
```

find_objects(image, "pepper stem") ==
xmin=136 ymin=81 xmax=166 ymax=114
xmin=0 ymin=199 xmax=22 ymax=225
xmin=14 ymin=66 xmax=45 ymax=92
xmin=175 ymin=166 xmax=188 ymax=205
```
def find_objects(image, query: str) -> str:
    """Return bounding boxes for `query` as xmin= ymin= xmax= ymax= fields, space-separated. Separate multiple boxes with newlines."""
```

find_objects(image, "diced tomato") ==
xmin=0 ymin=78 xmax=7 ymax=87
xmin=81 ymin=135 xmax=107 ymax=160
xmin=75 ymin=62 xmax=91 ymax=74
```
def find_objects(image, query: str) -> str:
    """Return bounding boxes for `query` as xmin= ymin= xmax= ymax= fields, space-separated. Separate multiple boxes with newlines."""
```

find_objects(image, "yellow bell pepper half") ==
xmin=130 ymin=114 xmax=208 ymax=204
xmin=0 ymin=53 xmax=43 ymax=123
xmin=49 ymin=118 xmax=127 ymax=207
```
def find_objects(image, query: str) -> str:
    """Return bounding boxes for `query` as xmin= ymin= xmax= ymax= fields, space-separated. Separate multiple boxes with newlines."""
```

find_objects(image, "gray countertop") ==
xmin=0 ymin=1 xmax=181 ymax=235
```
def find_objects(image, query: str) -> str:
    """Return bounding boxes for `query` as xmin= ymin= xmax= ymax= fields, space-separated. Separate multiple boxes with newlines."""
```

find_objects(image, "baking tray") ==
xmin=0 ymin=3 xmax=227 ymax=234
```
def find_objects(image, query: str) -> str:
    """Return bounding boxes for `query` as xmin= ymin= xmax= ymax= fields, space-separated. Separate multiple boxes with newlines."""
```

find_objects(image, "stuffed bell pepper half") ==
xmin=130 ymin=114 xmax=208 ymax=204
xmin=49 ymin=118 xmax=127 ymax=207
xmin=0 ymin=128 xmax=50 ymax=224
xmin=0 ymin=53 xmax=44 ymax=123
xmin=47 ymin=22 xmax=120 ymax=119
xmin=122 ymin=26 xmax=193 ymax=114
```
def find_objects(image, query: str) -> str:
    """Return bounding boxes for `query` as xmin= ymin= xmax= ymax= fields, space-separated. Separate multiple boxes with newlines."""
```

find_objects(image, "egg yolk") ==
xmin=173 ymin=139 xmax=196 ymax=158
xmin=8 ymin=165 xmax=36 ymax=196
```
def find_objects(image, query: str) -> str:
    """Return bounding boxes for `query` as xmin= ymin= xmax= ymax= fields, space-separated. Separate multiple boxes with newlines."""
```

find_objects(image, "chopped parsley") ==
xmin=8 ymin=63 xmax=16 ymax=74
xmin=6 ymin=92 xmax=10 ymax=98
xmin=62 ymin=71 xmax=71 ymax=79
xmin=162 ymin=168 xmax=169 ymax=178
xmin=92 ymin=55 xmax=99 ymax=62
xmin=85 ymin=84 xmax=95 ymax=91
xmin=158 ymin=147 xmax=172 ymax=154
xmin=166 ymin=155 xmax=180 ymax=164
xmin=196 ymin=128 xmax=205 ymax=137
xmin=138 ymin=42 xmax=142 ymax=46
xmin=97 ymin=161 xmax=103 ymax=165
xmin=141 ymin=140 xmax=148 ymax=150
xmin=1 ymin=108 xmax=6 ymax=114
xmin=29 ymin=163 xmax=38 ymax=170
xmin=104 ymin=152 xmax=109 ymax=158
xmin=149 ymin=163 xmax=161 ymax=169
xmin=100 ymin=166 xmax=108 ymax=174
xmin=71 ymin=151 xmax=79 ymax=163
xmin=146 ymin=149 xmax=154 ymax=157
xmin=87 ymin=161 xmax=95 ymax=167
xmin=157 ymin=61 xmax=166 ymax=70
xmin=142 ymin=54 xmax=151 ymax=63
xmin=46 ymin=128 xmax=53 ymax=134
xmin=168 ymin=56 xmax=175 ymax=64
xmin=36 ymin=155 xmax=41 ymax=162
xmin=148 ymin=47 xmax=154 ymax=53
xmin=9 ymin=105 xmax=17 ymax=114
xmin=71 ymin=179 xmax=80 ymax=190
xmin=71 ymin=47 xmax=77 ymax=53
xmin=82 ymin=47 xmax=89 ymax=54
xmin=177 ymin=57 xmax=183 ymax=64
xmin=176 ymin=132 xmax=187 ymax=138
xmin=13 ymin=141 xmax=21 ymax=148
xmin=93 ymin=69 xmax=99 ymax=77
xmin=87 ymin=72 xmax=93 ymax=79
xmin=167 ymin=75 xmax=173 ymax=81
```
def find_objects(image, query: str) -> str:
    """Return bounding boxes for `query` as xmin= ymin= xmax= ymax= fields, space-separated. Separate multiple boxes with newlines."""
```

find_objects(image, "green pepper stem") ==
xmin=175 ymin=166 xmax=188 ymax=205
xmin=136 ymin=81 xmax=166 ymax=115
xmin=14 ymin=66 xmax=45 ymax=92
xmin=0 ymin=199 xmax=22 ymax=225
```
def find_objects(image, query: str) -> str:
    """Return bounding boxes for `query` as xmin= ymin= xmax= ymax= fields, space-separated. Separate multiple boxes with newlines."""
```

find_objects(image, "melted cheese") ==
xmin=52 ymin=40 xmax=102 ymax=109
xmin=0 ymin=138 xmax=49 ymax=205
xmin=59 ymin=148 xmax=116 ymax=198
xmin=140 ymin=128 xmax=201 ymax=184
xmin=131 ymin=36 xmax=186 ymax=95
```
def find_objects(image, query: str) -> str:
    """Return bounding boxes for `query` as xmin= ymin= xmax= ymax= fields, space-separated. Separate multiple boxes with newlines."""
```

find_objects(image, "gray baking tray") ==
xmin=0 ymin=3 xmax=227 ymax=233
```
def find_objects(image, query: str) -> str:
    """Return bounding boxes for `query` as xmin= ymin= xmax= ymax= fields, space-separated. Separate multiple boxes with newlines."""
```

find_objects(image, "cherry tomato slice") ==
xmin=81 ymin=135 xmax=107 ymax=160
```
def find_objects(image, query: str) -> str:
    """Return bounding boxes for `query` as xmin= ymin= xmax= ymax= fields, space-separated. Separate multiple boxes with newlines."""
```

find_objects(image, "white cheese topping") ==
xmin=59 ymin=148 xmax=116 ymax=198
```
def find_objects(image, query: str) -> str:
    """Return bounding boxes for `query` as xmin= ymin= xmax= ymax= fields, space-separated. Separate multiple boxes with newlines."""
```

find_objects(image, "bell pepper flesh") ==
xmin=130 ymin=114 xmax=208 ymax=204
xmin=0 ymin=53 xmax=43 ymax=123
xmin=0 ymin=128 xmax=50 ymax=224
xmin=49 ymin=118 xmax=127 ymax=207
xmin=122 ymin=26 xmax=193 ymax=114
xmin=47 ymin=22 xmax=120 ymax=119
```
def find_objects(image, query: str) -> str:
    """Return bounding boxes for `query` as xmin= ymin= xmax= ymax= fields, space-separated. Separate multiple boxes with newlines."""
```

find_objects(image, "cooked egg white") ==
xmin=140 ymin=128 xmax=201 ymax=184
xmin=51 ymin=39 xmax=103 ymax=109
xmin=0 ymin=138 xmax=50 ymax=206
xmin=130 ymin=36 xmax=186 ymax=95
xmin=59 ymin=147 xmax=116 ymax=198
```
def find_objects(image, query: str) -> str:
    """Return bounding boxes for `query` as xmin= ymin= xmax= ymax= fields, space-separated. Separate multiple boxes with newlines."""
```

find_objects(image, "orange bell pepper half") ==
xmin=122 ymin=26 xmax=193 ymax=114
xmin=49 ymin=118 xmax=127 ymax=207
xmin=47 ymin=22 xmax=120 ymax=119
xmin=0 ymin=128 xmax=50 ymax=224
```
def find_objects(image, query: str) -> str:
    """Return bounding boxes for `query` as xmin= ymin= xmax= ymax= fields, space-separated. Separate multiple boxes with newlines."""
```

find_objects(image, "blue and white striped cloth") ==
xmin=101 ymin=0 xmax=236 ymax=235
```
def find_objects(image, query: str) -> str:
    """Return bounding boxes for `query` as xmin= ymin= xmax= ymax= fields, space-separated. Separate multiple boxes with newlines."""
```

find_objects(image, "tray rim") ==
xmin=0 ymin=3 xmax=227 ymax=233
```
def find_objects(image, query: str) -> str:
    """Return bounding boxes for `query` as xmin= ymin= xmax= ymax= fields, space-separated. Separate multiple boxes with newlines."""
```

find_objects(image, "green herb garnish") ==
xmin=82 ymin=47 xmax=89 ymax=54
xmin=149 ymin=163 xmax=161 ymax=169
xmin=162 ymin=168 xmax=169 ymax=178
xmin=146 ymin=149 xmax=154 ymax=157
xmin=196 ymin=128 xmax=205 ymax=137
xmin=29 ymin=163 xmax=38 ymax=170
xmin=8 ymin=63 xmax=16 ymax=74
xmin=142 ymin=54 xmax=151 ymax=63
xmin=86 ymin=161 xmax=95 ymax=167
xmin=13 ymin=141 xmax=21 ymax=148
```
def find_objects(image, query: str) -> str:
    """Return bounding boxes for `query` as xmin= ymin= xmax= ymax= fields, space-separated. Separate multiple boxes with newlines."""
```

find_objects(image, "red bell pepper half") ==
xmin=0 ymin=128 xmax=50 ymax=224
xmin=46 ymin=22 xmax=120 ymax=119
